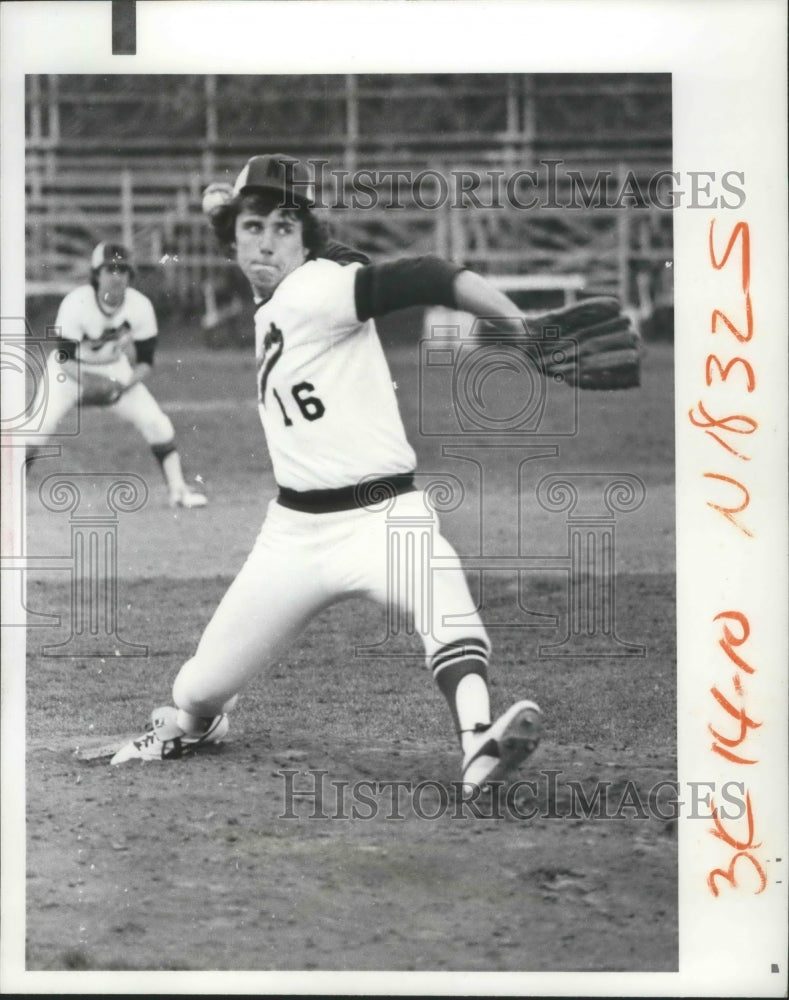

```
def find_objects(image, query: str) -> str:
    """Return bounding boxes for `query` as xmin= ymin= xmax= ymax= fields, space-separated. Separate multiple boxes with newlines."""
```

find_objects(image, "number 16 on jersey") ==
xmin=258 ymin=322 xmax=326 ymax=426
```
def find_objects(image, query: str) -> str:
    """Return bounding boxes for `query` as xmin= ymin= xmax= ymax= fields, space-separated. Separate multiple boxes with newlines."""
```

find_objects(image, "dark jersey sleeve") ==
xmin=322 ymin=241 xmax=371 ymax=266
xmin=133 ymin=336 xmax=157 ymax=366
xmin=354 ymin=256 xmax=463 ymax=322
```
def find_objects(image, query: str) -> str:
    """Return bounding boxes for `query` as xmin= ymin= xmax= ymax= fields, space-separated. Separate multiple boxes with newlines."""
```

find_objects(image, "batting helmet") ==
xmin=91 ymin=242 xmax=135 ymax=277
xmin=232 ymin=153 xmax=316 ymax=208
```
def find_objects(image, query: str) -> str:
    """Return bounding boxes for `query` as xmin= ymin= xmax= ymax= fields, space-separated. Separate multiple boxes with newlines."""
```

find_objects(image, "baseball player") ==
xmin=27 ymin=242 xmax=207 ymax=509
xmin=112 ymin=154 xmax=639 ymax=790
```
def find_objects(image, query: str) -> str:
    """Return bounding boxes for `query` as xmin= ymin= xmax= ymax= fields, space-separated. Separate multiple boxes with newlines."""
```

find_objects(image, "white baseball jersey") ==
xmin=254 ymin=259 xmax=416 ymax=491
xmin=31 ymin=283 xmax=174 ymax=446
xmin=54 ymin=284 xmax=157 ymax=368
xmin=166 ymin=255 xmax=490 ymax=727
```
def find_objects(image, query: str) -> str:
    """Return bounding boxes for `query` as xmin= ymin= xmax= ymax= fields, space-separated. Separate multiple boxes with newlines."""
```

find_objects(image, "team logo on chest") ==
xmin=257 ymin=322 xmax=285 ymax=402
xmin=85 ymin=319 xmax=131 ymax=353
xmin=256 ymin=321 xmax=325 ymax=426
xmin=101 ymin=319 xmax=132 ymax=342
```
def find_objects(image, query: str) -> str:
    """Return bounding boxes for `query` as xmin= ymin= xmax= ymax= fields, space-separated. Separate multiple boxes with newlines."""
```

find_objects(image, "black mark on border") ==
xmin=112 ymin=0 xmax=136 ymax=55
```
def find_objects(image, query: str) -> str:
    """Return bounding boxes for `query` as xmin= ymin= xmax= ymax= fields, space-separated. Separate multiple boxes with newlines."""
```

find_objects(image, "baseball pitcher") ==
xmin=112 ymin=154 xmax=640 ymax=793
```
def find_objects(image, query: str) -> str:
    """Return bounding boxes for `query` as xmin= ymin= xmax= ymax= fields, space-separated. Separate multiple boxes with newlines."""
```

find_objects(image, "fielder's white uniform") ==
xmin=173 ymin=259 xmax=489 ymax=718
xmin=33 ymin=284 xmax=176 ymax=445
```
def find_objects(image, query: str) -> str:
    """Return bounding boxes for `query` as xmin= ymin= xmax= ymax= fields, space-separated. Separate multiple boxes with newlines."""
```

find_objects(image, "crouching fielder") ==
xmin=29 ymin=242 xmax=207 ymax=509
xmin=111 ymin=155 xmax=542 ymax=792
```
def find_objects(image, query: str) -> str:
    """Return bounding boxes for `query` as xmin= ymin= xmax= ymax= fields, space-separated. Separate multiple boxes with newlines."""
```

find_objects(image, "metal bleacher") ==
xmin=25 ymin=74 xmax=673 ymax=310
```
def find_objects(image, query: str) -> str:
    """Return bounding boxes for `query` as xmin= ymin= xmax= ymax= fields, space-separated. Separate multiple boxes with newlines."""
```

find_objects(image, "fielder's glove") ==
xmin=79 ymin=370 xmax=127 ymax=406
xmin=526 ymin=297 xmax=641 ymax=390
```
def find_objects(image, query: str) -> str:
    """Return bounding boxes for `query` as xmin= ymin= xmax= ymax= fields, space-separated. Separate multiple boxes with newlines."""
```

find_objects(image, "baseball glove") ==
xmin=527 ymin=297 xmax=641 ymax=390
xmin=79 ymin=370 xmax=127 ymax=406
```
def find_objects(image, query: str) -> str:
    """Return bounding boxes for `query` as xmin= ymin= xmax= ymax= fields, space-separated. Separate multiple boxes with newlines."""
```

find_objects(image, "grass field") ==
xmin=22 ymin=331 xmax=677 ymax=973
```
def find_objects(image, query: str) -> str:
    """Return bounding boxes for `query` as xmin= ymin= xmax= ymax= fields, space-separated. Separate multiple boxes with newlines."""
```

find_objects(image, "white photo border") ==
xmin=2 ymin=0 xmax=787 ymax=995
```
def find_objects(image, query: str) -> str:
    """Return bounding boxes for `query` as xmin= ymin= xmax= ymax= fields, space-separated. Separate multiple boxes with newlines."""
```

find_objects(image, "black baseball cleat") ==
xmin=461 ymin=700 xmax=542 ymax=793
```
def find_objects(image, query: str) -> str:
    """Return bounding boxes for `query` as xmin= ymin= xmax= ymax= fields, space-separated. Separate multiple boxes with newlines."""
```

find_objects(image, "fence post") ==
xmin=120 ymin=169 xmax=134 ymax=249
xmin=48 ymin=74 xmax=60 ymax=144
xmin=448 ymin=200 xmax=466 ymax=264
xmin=205 ymin=74 xmax=217 ymax=144
xmin=617 ymin=163 xmax=631 ymax=308
xmin=204 ymin=75 xmax=217 ymax=178
xmin=43 ymin=75 xmax=60 ymax=181
xmin=29 ymin=75 xmax=42 ymax=142
xmin=175 ymin=188 xmax=190 ymax=303
xmin=345 ymin=74 xmax=359 ymax=176
xmin=434 ymin=170 xmax=449 ymax=258
xmin=521 ymin=73 xmax=536 ymax=167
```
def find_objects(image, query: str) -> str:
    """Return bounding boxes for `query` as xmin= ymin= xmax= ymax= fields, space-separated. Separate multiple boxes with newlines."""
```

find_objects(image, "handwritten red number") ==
xmin=708 ymin=850 xmax=767 ymax=898
xmin=709 ymin=220 xmax=752 ymax=342
xmin=711 ymin=299 xmax=753 ymax=343
xmin=709 ymin=684 xmax=761 ymax=747
xmin=690 ymin=402 xmax=757 ymax=458
xmin=713 ymin=610 xmax=754 ymax=674
xmin=705 ymin=355 xmax=756 ymax=392
xmin=689 ymin=403 xmax=757 ymax=436
xmin=710 ymin=791 xmax=760 ymax=851
xmin=711 ymin=743 xmax=758 ymax=765
xmin=703 ymin=473 xmax=753 ymax=537
xmin=709 ymin=219 xmax=750 ymax=288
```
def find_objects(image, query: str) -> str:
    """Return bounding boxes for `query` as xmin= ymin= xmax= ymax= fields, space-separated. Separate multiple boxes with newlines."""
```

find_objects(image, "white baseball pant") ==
xmin=172 ymin=490 xmax=488 ymax=717
xmin=31 ymin=352 xmax=175 ymax=446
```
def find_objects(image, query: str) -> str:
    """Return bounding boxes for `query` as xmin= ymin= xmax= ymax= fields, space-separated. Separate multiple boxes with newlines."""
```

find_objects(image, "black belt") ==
xmin=277 ymin=474 xmax=416 ymax=514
